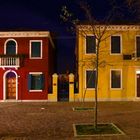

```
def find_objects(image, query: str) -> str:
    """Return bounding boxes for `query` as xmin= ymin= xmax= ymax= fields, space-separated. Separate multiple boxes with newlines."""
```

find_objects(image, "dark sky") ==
xmin=0 ymin=0 xmax=77 ymax=74
xmin=0 ymin=0 xmax=135 ymax=73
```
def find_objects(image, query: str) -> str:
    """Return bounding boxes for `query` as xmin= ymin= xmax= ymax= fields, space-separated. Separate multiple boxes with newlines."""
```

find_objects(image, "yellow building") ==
xmin=75 ymin=25 xmax=140 ymax=101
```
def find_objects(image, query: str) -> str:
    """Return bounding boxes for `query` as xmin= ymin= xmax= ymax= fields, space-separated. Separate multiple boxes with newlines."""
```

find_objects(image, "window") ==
xmin=111 ymin=36 xmax=121 ymax=54
xmin=28 ymin=73 xmax=44 ymax=91
xmin=30 ymin=40 xmax=42 ymax=59
xmin=111 ymin=70 xmax=121 ymax=89
xmin=86 ymin=36 xmax=96 ymax=54
xmin=136 ymin=36 xmax=140 ymax=57
xmin=86 ymin=70 xmax=96 ymax=88
xmin=6 ymin=40 xmax=17 ymax=55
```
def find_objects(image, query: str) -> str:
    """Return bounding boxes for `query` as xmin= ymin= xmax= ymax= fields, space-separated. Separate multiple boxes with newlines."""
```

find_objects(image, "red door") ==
xmin=137 ymin=74 xmax=140 ymax=97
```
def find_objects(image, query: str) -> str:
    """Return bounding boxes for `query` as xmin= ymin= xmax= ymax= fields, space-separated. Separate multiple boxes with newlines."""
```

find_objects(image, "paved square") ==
xmin=0 ymin=102 xmax=140 ymax=140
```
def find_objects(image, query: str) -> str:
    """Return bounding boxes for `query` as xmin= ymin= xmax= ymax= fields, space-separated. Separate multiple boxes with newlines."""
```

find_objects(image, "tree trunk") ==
xmin=94 ymin=42 xmax=99 ymax=129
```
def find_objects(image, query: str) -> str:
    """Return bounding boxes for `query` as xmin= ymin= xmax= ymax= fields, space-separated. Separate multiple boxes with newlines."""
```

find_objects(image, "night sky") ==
xmin=0 ymin=0 xmax=77 ymax=74
xmin=0 ymin=0 xmax=137 ymax=73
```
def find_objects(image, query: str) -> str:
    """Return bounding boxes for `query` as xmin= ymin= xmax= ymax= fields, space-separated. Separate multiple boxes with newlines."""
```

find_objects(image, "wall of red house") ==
xmin=18 ymin=70 xmax=48 ymax=100
xmin=0 ymin=36 xmax=54 ymax=100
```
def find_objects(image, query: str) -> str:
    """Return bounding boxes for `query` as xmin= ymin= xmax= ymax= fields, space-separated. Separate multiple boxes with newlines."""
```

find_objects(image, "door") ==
xmin=58 ymin=74 xmax=69 ymax=101
xmin=6 ymin=77 xmax=16 ymax=99
xmin=137 ymin=74 xmax=140 ymax=97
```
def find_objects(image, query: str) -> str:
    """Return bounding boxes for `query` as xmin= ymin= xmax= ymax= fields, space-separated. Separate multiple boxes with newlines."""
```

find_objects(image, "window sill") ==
xmin=110 ymin=53 xmax=122 ymax=55
xmin=110 ymin=88 xmax=122 ymax=90
xmin=86 ymin=88 xmax=95 ymax=90
xmin=29 ymin=57 xmax=42 ymax=59
xmin=85 ymin=53 xmax=96 ymax=55
xmin=29 ymin=90 xmax=43 ymax=92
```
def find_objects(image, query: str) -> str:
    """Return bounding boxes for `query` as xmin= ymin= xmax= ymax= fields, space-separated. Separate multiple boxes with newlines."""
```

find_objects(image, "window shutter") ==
xmin=28 ymin=74 xmax=32 ymax=90
xmin=41 ymin=74 xmax=45 ymax=90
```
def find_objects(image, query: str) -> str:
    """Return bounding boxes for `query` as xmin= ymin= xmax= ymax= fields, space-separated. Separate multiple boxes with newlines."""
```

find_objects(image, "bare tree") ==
xmin=60 ymin=0 xmax=139 ymax=129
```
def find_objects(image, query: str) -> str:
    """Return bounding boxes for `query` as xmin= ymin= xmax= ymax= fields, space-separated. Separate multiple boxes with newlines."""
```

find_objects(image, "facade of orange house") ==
xmin=0 ymin=31 xmax=55 ymax=101
xmin=74 ymin=25 xmax=140 ymax=101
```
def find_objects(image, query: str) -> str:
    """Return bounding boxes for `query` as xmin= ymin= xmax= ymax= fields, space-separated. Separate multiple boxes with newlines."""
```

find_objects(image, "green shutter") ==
xmin=41 ymin=74 xmax=45 ymax=90
xmin=28 ymin=74 xmax=32 ymax=90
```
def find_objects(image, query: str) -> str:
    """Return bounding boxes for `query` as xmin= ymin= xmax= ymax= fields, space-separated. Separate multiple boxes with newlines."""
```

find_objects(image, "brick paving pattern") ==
xmin=0 ymin=102 xmax=140 ymax=140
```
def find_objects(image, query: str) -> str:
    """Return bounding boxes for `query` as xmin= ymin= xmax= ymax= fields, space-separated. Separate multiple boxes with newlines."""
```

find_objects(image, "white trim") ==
xmin=85 ymin=69 xmax=96 ymax=90
xmin=29 ymin=72 xmax=43 ymax=74
xmin=71 ymin=97 xmax=134 ymax=102
xmin=0 ymin=66 xmax=19 ymax=69
xmin=78 ymin=25 xmax=140 ymax=31
xmin=84 ymin=35 xmax=96 ymax=55
xmin=29 ymin=40 xmax=43 ymax=59
xmin=29 ymin=90 xmax=43 ymax=92
xmin=0 ymin=100 xmax=49 ymax=102
xmin=110 ymin=35 xmax=122 ymax=55
xmin=3 ymin=70 xmax=18 ymax=100
xmin=110 ymin=69 xmax=122 ymax=90
xmin=0 ymin=31 xmax=50 ymax=37
xmin=4 ymin=38 xmax=18 ymax=54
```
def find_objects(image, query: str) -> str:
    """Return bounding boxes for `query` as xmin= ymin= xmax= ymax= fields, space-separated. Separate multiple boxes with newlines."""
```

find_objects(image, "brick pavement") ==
xmin=0 ymin=102 xmax=140 ymax=140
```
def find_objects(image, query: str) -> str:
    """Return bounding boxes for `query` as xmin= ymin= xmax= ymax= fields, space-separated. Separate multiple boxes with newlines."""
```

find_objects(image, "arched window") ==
xmin=6 ymin=40 xmax=17 ymax=55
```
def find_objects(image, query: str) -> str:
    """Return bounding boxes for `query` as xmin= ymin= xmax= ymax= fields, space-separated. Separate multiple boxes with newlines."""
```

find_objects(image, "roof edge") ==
xmin=0 ymin=31 xmax=50 ymax=38
xmin=77 ymin=24 xmax=140 ymax=30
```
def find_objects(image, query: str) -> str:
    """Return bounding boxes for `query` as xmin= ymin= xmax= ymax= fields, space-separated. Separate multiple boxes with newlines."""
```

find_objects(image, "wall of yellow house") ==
xmin=77 ymin=25 xmax=140 ymax=101
xmin=78 ymin=62 xmax=137 ymax=101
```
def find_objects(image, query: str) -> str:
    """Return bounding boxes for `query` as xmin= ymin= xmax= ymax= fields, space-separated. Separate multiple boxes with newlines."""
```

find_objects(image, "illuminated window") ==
xmin=86 ymin=70 xmax=96 ymax=88
xmin=111 ymin=36 xmax=121 ymax=54
xmin=111 ymin=70 xmax=122 ymax=89
xmin=86 ymin=36 xmax=96 ymax=54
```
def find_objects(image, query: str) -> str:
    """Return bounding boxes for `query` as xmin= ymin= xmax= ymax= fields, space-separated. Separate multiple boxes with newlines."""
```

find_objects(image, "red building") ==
xmin=0 ymin=31 xmax=55 ymax=101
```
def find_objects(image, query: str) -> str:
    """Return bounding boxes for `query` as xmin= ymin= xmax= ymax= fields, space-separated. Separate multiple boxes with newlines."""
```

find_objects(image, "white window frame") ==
xmin=4 ymin=39 xmax=18 ymax=54
xmin=110 ymin=69 xmax=122 ymax=90
xmin=29 ymin=72 xmax=43 ymax=92
xmin=85 ymin=35 xmax=96 ymax=55
xmin=110 ymin=35 xmax=122 ymax=55
xmin=29 ymin=40 xmax=42 ymax=59
xmin=85 ymin=69 xmax=96 ymax=90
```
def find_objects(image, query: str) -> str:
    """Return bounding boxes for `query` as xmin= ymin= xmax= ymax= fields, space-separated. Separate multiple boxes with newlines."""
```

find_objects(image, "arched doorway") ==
xmin=3 ymin=70 xmax=18 ymax=100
